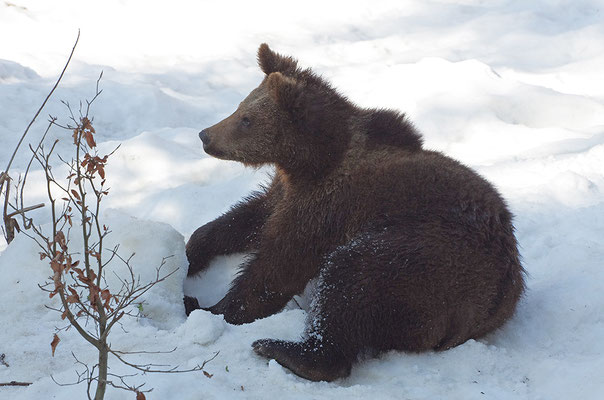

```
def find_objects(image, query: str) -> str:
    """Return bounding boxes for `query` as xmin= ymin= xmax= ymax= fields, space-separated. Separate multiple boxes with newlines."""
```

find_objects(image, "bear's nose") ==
xmin=199 ymin=129 xmax=210 ymax=145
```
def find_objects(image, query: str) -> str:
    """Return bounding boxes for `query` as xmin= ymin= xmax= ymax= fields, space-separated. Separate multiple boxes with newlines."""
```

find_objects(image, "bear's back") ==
xmin=323 ymin=140 xmax=512 ymax=245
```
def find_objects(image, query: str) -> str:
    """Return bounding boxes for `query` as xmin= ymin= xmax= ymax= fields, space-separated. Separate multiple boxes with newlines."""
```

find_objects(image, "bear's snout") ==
xmin=198 ymin=128 xmax=225 ymax=159
xmin=199 ymin=129 xmax=210 ymax=145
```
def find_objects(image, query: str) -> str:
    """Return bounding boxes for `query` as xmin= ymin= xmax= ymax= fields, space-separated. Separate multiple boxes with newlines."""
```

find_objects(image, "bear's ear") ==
xmin=266 ymin=72 xmax=302 ymax=113
xmin=257 ymin=43 xmax=298 ymax=75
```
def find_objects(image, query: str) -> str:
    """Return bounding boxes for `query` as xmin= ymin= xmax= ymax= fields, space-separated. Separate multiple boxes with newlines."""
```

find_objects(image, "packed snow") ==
xmin=1 ymin=0 xmax=604 ymax=399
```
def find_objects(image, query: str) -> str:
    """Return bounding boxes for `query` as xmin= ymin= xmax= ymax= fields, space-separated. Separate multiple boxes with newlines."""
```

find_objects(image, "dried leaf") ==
xmin=66 ymin=286 xmax=80 ymax=304
xmin=65 ymin=294 xmax=79 ymax=304
xmin=100 ymin=289 xmax=111 ymax=302
xmin=136 ymin=391 xmax=146 ymax=400
xmin=50 ymin=334 xmax=60 ymax=356
xmin=81 ymin=117 xmax=95 ymax=133
xmin=89 ymin=284 xmax=100 ymax=299
xmin=84 ymin=131 xmax=96 ymax=148
xmin=71 ymin=189 xmax=80 ymax=200
xmin=50 ymin=260 xmax=63 ymax=273
xmin=55 ymin=231 xmax=65 ymax=243
xmin=203 ymin=371 xmax=213 ymax=378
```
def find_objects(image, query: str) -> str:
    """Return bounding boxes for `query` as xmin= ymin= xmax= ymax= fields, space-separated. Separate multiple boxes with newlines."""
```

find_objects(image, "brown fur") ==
xmin=185 ymin=44 xmax=525 ymax=382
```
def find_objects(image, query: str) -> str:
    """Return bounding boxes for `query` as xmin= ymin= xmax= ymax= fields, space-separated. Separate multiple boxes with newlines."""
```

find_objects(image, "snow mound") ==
xmin=0 ymin=209 xmax=187 ymax=330
xmin=0 ymin=59 xmax=39 ymax=83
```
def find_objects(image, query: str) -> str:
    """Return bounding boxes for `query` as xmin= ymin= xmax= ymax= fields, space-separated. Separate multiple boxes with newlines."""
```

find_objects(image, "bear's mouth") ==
xmin=203 ymin=145 xmax=227 ymax=160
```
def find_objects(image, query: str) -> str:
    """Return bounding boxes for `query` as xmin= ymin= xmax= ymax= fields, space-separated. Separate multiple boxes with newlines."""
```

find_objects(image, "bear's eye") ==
xmin=241 ymin=117 xmax=251 ymax=127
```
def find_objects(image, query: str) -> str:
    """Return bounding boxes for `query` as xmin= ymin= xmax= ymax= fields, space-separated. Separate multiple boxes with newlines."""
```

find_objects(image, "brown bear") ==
xmin=184 ymin=44 xmax=525 ymax=382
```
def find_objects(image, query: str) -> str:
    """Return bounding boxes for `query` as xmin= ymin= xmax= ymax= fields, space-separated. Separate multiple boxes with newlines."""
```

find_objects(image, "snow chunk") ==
xmin=175 ymin=310 xmax=226 ymax=346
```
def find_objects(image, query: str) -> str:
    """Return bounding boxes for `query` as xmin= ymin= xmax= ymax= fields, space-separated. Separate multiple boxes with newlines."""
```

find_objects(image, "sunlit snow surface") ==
xmin=1 ymin=1 xmax=604 ymax=399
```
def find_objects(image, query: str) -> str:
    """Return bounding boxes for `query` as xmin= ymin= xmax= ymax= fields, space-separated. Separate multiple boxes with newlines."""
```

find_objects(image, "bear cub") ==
xmin=184 ymin=44 xmax=525 ymax=382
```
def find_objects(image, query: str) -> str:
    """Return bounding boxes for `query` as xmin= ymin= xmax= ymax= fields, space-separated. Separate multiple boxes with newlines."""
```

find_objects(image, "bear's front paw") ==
xmin=183 ymin=296 xmax=201 ymax=316
xmin=185 ymin=226 xmax=216 ymax=276
xmin=207 ymin=297 xmax=255 ymax=325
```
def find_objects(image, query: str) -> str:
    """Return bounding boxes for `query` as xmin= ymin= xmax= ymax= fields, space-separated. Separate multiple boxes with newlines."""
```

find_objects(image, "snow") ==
xmin=1 ymin=0 xmax=604 ymax=398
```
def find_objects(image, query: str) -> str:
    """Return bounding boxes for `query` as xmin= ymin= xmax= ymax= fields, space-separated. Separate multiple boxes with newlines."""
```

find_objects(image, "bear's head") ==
xmin=199 ymin=44 xmax=352 ymax=176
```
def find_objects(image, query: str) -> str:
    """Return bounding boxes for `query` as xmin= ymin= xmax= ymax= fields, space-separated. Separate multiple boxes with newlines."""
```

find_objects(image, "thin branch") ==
xmin=0 ymin=381 xmax=32 ymax=387
xmin=110 ymin=348 xmax=177 ymax=356
xmin=1 ymin=30 xmax=80 ymax=181
xmin=108 ymin=349 xmax=219 ymax=374
xmin=16 ymin=117 xmax=55 ymax=229
xmin=6 ymin=203 xmax=45 ymax=218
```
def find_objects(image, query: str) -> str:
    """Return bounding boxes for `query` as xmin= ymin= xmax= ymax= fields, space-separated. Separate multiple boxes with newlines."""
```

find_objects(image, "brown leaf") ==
xmin=89 ymin=285 xmax=100 ymax=300
xmin=65 ymin=294 xmax=79 ymax=304
xmin=71 ymin=189 xmax=80 ymax=200
xmin=136 ymin=391 xmax=146 ymax=400
xmin=203 ymin=371 xmax=213 ymax=378
xmin=81 ymin=117 xmax=95 ymax=133
xmin=98 ymin=166 xmax=105 ymax=179
xmin=50 ymin=260 xmax=63 ymax=274
xmin=84 ymin=131 xmax=96 ymax=148
xmin=39 ymin=252 xmax=47 ymax=260
xmin=66 ymin=287 xmax=80 ymax=304
xmin=100 ymin=289 xmax=111 ymax=302
xmin=55 ymin=231 xmax=66 ymax=243
xmin=87 ymin=250 xmax=101 ymax=262
xmin=50 ymin=334 xmax=60 ymax=356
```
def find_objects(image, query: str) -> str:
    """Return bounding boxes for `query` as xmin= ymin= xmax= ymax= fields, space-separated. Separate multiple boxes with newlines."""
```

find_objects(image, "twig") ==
xmin=108 ymin=349 xmax=219 ymax=374
xmin=1 ymin=30 xmax=80 ymax=182
xmin=6 ymin=203 xmax=45 ymax=218
xmin=0 ymin=381 xmax=32 ymax=387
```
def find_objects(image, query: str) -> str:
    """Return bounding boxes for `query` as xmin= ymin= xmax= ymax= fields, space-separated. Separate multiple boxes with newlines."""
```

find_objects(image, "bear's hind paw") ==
xmin=252 ymin=338 xmax=351 ymax=382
